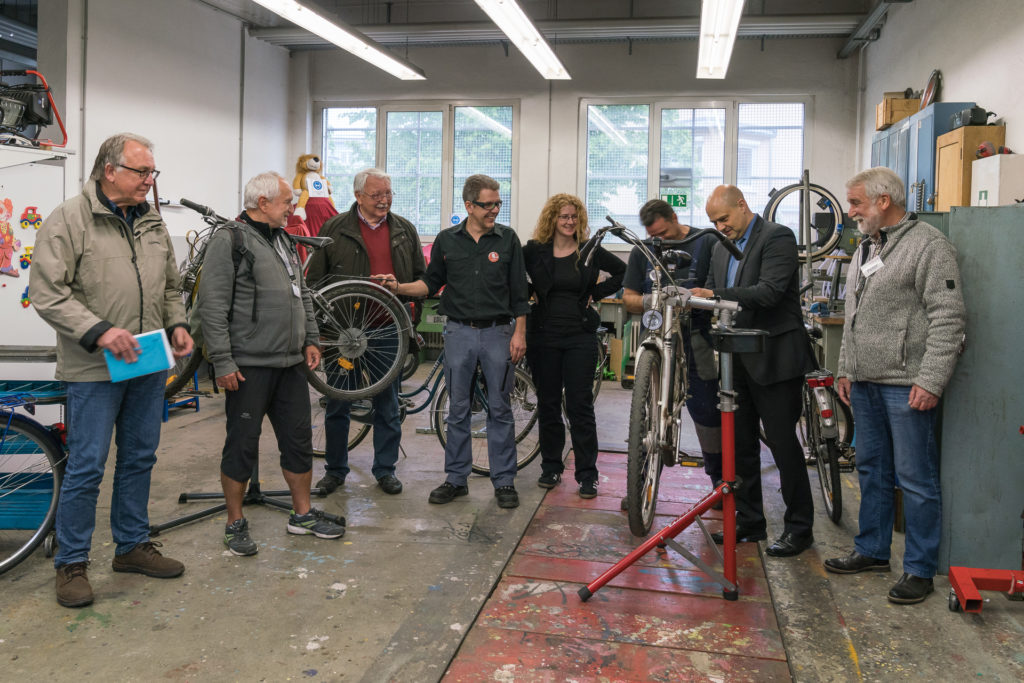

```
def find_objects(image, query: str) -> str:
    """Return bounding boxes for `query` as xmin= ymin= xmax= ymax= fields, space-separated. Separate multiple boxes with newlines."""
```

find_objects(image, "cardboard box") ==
xmin=971 ymin=154 xmax=1024 ymax=206
xmin=875 ymin=98 xmax=919 ymax=131
xmin=608 ymin=337 xmax=623 ymax=381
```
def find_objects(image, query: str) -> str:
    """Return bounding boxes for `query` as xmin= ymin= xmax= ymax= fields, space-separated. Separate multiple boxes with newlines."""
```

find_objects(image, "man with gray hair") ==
xmin=30 ymin=132 xmax=194 ymax=607
xmin=824 ymin=167 xmax=965 ymax=604
xmin=305 ymin=168 xmax=426 ymax=496
xmin=195 ymin=171 xmax=344 ymax=557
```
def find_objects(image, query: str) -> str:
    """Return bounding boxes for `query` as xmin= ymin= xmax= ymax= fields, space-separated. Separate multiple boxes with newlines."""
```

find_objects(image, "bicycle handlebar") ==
xmin=180 ymin=198 xmax=227 ymax=222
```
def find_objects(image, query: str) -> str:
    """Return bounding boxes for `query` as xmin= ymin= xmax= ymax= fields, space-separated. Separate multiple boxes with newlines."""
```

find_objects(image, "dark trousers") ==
xmin=732 ymin=361 xmax=814 ymax=537
xmin=221 ymin=364 xmax=313 ymax=482
xmin=526 ymin=330 xmax=599 ymax=484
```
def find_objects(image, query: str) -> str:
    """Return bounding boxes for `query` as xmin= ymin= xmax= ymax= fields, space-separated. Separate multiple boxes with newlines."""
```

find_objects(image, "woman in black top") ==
xmin=523 ymin=194 xmax=625 ymax=498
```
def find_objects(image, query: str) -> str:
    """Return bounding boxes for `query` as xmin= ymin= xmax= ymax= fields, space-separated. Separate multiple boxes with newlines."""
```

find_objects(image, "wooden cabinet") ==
xmin=935 ymin=125 xmax=1005 ymax=211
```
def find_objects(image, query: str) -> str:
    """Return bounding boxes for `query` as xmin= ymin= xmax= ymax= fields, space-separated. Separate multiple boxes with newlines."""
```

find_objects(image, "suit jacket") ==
xmin=705 ymin=215 xmax=814 ymax=385
xmin=523 ymin=238 xmax=626 ymax=334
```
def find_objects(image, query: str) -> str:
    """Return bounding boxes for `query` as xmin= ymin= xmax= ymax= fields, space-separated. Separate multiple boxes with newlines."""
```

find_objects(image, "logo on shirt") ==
xmin=312 ymin=180 xmax=323 ymax=191
xmin=488 ymin=251 xmax=499 ymax=263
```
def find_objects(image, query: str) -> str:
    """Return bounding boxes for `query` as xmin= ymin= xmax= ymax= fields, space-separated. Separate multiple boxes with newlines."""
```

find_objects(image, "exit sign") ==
xmin=662 ymin=193 xmax=687 ymax=208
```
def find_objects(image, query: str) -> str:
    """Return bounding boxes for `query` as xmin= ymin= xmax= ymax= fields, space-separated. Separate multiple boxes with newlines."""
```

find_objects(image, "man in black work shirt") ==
xmin=381 ymin=174 xmax=529 ymax=508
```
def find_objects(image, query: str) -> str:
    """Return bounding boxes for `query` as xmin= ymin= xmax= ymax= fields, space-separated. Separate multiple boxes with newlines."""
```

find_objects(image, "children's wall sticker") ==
xmin=20 ymin=285 xmax=30 ymax=308
xmin=20 ymin=245 xmax=33 ymax=269
xmin=20 ymin=205 xmax=42 ymax=229
xmin=0 ymin=198 xmax=21 ymax=277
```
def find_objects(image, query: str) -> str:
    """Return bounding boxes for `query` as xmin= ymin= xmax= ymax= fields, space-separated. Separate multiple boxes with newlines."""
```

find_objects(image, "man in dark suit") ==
xmin=690 ymin=185 xmax=816 ymax=557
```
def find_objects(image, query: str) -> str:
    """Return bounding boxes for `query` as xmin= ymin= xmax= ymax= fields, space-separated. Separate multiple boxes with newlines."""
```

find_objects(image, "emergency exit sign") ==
xmin=662 ymin=193 xmax=687 ymax=208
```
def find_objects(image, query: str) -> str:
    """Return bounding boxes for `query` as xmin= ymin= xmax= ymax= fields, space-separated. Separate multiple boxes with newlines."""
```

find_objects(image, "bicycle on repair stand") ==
xmin=582 ymin=218 xmax=745 ymax=537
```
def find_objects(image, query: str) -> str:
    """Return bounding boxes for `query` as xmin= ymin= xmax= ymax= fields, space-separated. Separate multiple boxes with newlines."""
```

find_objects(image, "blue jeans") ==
xmin=442 ymin=320 xmax=516 ymax=488
xmin=54 ymin=371 xmax=167 ymax=566
xmin=324 ymin=379 xmax=401 ymax=481
xmin=850 ymin=382 xmax=941 ymax=578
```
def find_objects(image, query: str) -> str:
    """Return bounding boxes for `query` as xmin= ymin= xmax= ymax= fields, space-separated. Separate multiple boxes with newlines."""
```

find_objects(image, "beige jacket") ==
xmin=29 ymin=182 xmax=186 ymax=381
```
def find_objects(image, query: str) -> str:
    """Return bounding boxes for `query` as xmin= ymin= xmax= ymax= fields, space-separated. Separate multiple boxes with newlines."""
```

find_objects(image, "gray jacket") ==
xmin=837 ymin=215 xmax=965 ymax=396
xmin=195 ymin=216 xmax=318 ymax=377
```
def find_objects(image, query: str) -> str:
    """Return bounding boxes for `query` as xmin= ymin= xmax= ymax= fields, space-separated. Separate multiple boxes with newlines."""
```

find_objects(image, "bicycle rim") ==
xmin=434 ymin=368 xmax=541 ymax=477
xmin=763 ymin=182 xmax=845 ymax=262
xmin=0 ymin=413 xmax=65 ymax=575
xmin=627 ymin=350 xmax=662 ymax=537
xmin=305 ymin=281 xmax=410 ymax=401
xmin=817 ymin=438 xmax=843 ymax=524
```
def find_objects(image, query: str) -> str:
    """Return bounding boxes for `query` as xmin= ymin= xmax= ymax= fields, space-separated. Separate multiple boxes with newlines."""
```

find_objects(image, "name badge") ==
xmin=860 ymin=255 xmax=884 ymax=278
xmin=291 ymin=282 xmax=301 ymax=298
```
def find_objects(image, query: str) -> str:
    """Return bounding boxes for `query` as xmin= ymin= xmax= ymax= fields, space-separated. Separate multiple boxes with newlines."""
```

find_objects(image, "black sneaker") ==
xmin=428 ymin=482 xmax=469 ymax=504
xmin=537 ymin=472 xmax=562 ymax=489
xmin=377 ymin=474 xmax=403 ymax=495
xmin=578 ymin=481 xmax=598 ymax=499
xmin=224 ymin=518 xmax=258 ymax=556
xmin=495 ymin=486 xmax=520 ymax=509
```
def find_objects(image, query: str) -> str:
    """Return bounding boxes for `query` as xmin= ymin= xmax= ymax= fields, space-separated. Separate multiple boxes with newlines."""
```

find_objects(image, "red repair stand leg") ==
xmin=578 ymin=309 xmax=763 ymax=603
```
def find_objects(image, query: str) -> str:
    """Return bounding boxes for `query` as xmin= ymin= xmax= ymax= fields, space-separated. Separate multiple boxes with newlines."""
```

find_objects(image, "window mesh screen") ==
xmin=737 ymin=103 xmax=805 ymax=230
xmin=660 ymin=108 xmax=725 ymax=228
xmin=386 ymin=111 xmax=443 ymax=235
xmin=451 ymin=106 xmax=514 ymax=228
xmin=585 ymin=104 xmax=649 ymax=234
xmin=322 ymin=107 xmax=377 ymax=203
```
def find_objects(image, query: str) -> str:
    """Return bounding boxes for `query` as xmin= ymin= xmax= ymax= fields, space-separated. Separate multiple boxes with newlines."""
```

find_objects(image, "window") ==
xmin=322 ymin=107 xmax=377 ymax=204
xmin=321 ymin=103 xmax=516 ymax=240
xmin=581 ymin=99 xmax=805 ymax=240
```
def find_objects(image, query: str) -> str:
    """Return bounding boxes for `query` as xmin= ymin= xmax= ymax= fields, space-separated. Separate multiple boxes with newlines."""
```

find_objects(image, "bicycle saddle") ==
xmin=288 ymin=234 xmax=333 ymax=249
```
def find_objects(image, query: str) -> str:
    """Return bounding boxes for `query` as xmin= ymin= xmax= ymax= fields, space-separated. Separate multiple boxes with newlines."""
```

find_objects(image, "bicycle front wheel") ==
xmin=626 ymin=349 xmax=662 ymax=537
xmin=0 ymin=413 xmax=65 ymax=575
xmin=432 ymin=368 xmax=540 ymax=476
xmin=763 ymin=182 xmax=845 ymax=262
xmin=305 ymin=281 xmax=410 ymax=401
xmin=308 ymin=380 xmax=371 ymax=457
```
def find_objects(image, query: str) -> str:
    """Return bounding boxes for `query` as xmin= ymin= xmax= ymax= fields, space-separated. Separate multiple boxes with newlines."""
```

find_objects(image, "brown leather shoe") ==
xmin=112 ymin=541 xmax=184 ymax=578
xmin=56 ymin=562 xmax=93 ymax=608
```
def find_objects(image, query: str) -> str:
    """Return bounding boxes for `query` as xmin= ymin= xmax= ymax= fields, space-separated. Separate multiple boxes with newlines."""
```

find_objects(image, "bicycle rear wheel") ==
xmin=800 ymin=385 xmax=843 ymax=523
xmin=763 ymin=182 xmax=845 ymax=262
xmin=305 ymin=281 xmax=410 ymax=401
xmin=432 ymin=368 xmax=540 ymax=476
xmin=626 ymin=349 xmax=662 ymax=537
xmin=164 ymin=352 xmax=203 ymax=400
xmin=0 ymin=413 xmax=65 ymax=575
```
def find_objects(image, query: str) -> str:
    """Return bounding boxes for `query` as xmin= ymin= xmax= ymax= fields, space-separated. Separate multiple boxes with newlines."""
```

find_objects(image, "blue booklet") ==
xmin=103 ymin=329 xmax=175 ymax=383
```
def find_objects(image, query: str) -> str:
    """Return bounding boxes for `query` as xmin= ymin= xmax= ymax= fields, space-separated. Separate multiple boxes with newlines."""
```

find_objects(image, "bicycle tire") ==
xmin=401 ymin=350 xmax=420 ymax=382
xmin=308 ymin=384 xmax=371 ymax=457
xmin=763 ymin=182 xmax=845 ymax=262
xmin=0 ymin=413 xmax=65 ymax=575
xmin=432 ymin=368 xmax=541 ymax=476
xmin=626 ymin=349 xmax=662 ymax=537
xmin=800 ymin=385 xmax=843 ymax=523
xmin=164 ymin=352 xmax=203 ymax=400
xmin=304 ymin=281 xmax=410 ymax=401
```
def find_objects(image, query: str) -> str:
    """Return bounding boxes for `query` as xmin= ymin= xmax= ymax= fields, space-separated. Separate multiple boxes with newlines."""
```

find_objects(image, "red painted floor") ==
xmin=444 ymin=452 xmax=792 ymax=682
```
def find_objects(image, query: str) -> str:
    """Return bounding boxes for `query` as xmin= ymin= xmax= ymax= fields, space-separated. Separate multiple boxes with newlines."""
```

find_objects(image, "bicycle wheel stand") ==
xmin=149 ymin=462 xmax=343 ymax=536
xmin=579 ymin=309 xmax=765 ymax=602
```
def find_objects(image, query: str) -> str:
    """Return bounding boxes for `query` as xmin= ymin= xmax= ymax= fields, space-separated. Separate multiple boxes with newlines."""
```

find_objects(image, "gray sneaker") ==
xmin=287 ymin=509 xmax=346 ymax=539
xmin=224 ymin=518 xmax=258 ymax=556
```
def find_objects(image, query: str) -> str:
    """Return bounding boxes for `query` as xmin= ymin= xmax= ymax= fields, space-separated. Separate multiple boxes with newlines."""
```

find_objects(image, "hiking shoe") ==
xmin=428 ymin=482 xmax=469 ymax=504
xmin=377 ymin=474 xmax=403 ymax=495
xmin=538 ymin=472 xmax=562 ymax=488
xmin=224 ymin=518 xmax=258 ymax=556
xmin=112 ymin=541 xmax=185 ymax=578
xmin=578 ymin=480 xmax=598 ymax=499
xmin=56 ymin=562 xmax=93 ymax=608
xmin=315 ymin=473 xmax=344 ymax=495
xmin=287 ymin=509 xmax=346 ymax=539
xmin=495 ymin=486 xmax=519 ymax=509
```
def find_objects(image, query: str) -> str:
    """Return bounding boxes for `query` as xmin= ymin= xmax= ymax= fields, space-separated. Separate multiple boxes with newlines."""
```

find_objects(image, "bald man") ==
xmin=691 ymin=185 xmax=816 ymax=558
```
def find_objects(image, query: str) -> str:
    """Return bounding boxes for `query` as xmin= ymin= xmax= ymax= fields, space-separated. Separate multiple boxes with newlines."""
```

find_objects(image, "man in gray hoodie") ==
xmin=824 ymin=167 xmax=965 ymax=605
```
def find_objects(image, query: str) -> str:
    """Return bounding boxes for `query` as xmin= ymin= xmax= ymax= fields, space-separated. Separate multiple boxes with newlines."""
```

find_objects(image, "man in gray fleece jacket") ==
xmin=824 ymin=167 xmax=965 ymax=605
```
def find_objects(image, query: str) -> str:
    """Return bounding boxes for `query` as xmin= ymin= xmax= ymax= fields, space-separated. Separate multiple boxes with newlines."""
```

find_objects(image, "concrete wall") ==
xmin=858 ymin=0 xmax=1024 ymax=168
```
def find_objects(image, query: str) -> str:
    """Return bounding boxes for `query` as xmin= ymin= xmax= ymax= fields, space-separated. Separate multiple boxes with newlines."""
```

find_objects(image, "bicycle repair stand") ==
xmin=579 ymin=308 xmax=766 ymax=602
xmin=149 ymin=461 xmax=344 ymax=536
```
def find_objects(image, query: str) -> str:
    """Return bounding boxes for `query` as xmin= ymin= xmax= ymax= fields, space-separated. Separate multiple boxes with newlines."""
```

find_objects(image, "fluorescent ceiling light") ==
xmin=697 ymin=0 xmax=744 ymax=79
xmin=251 ymin=0 xmax=425 ymax=80
xmin=474 ymin=0 xmax=570 ymax=79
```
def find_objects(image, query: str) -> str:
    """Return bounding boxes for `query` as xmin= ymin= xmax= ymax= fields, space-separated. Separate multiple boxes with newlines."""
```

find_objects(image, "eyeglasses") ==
xmin=471 ymin=200 xmax=503 ymax=211
xmin=118 ymin=164 xmax=160 ymax=180
xmin=361 ymin=190 xmax=394 ymax=201
xmin=557 ymin=214 xmax=579 ymax=222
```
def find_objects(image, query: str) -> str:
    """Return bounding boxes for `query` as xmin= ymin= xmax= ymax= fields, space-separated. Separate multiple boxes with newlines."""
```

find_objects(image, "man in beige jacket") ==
xmin=30 ymin=132 xmax=193 ymax=608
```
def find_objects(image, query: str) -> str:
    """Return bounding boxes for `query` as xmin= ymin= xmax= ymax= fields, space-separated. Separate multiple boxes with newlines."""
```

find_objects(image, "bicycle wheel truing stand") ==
xmin=579 ymin=308 xmax=765 ymax=602
xmin=149 ymin=462 xmax=344 ymax=536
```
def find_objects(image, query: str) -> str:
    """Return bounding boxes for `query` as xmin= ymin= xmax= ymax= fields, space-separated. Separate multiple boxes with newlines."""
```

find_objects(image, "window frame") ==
xmin=577 ymin=95 xmax=812 ymax=251
xmin=316 ymin=99 xmax=520 ymax=242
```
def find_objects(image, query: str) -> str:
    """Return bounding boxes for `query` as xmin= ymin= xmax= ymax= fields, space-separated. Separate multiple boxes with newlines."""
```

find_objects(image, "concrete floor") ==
xmin=1 ymin=369 xmax=1022 ymax=681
